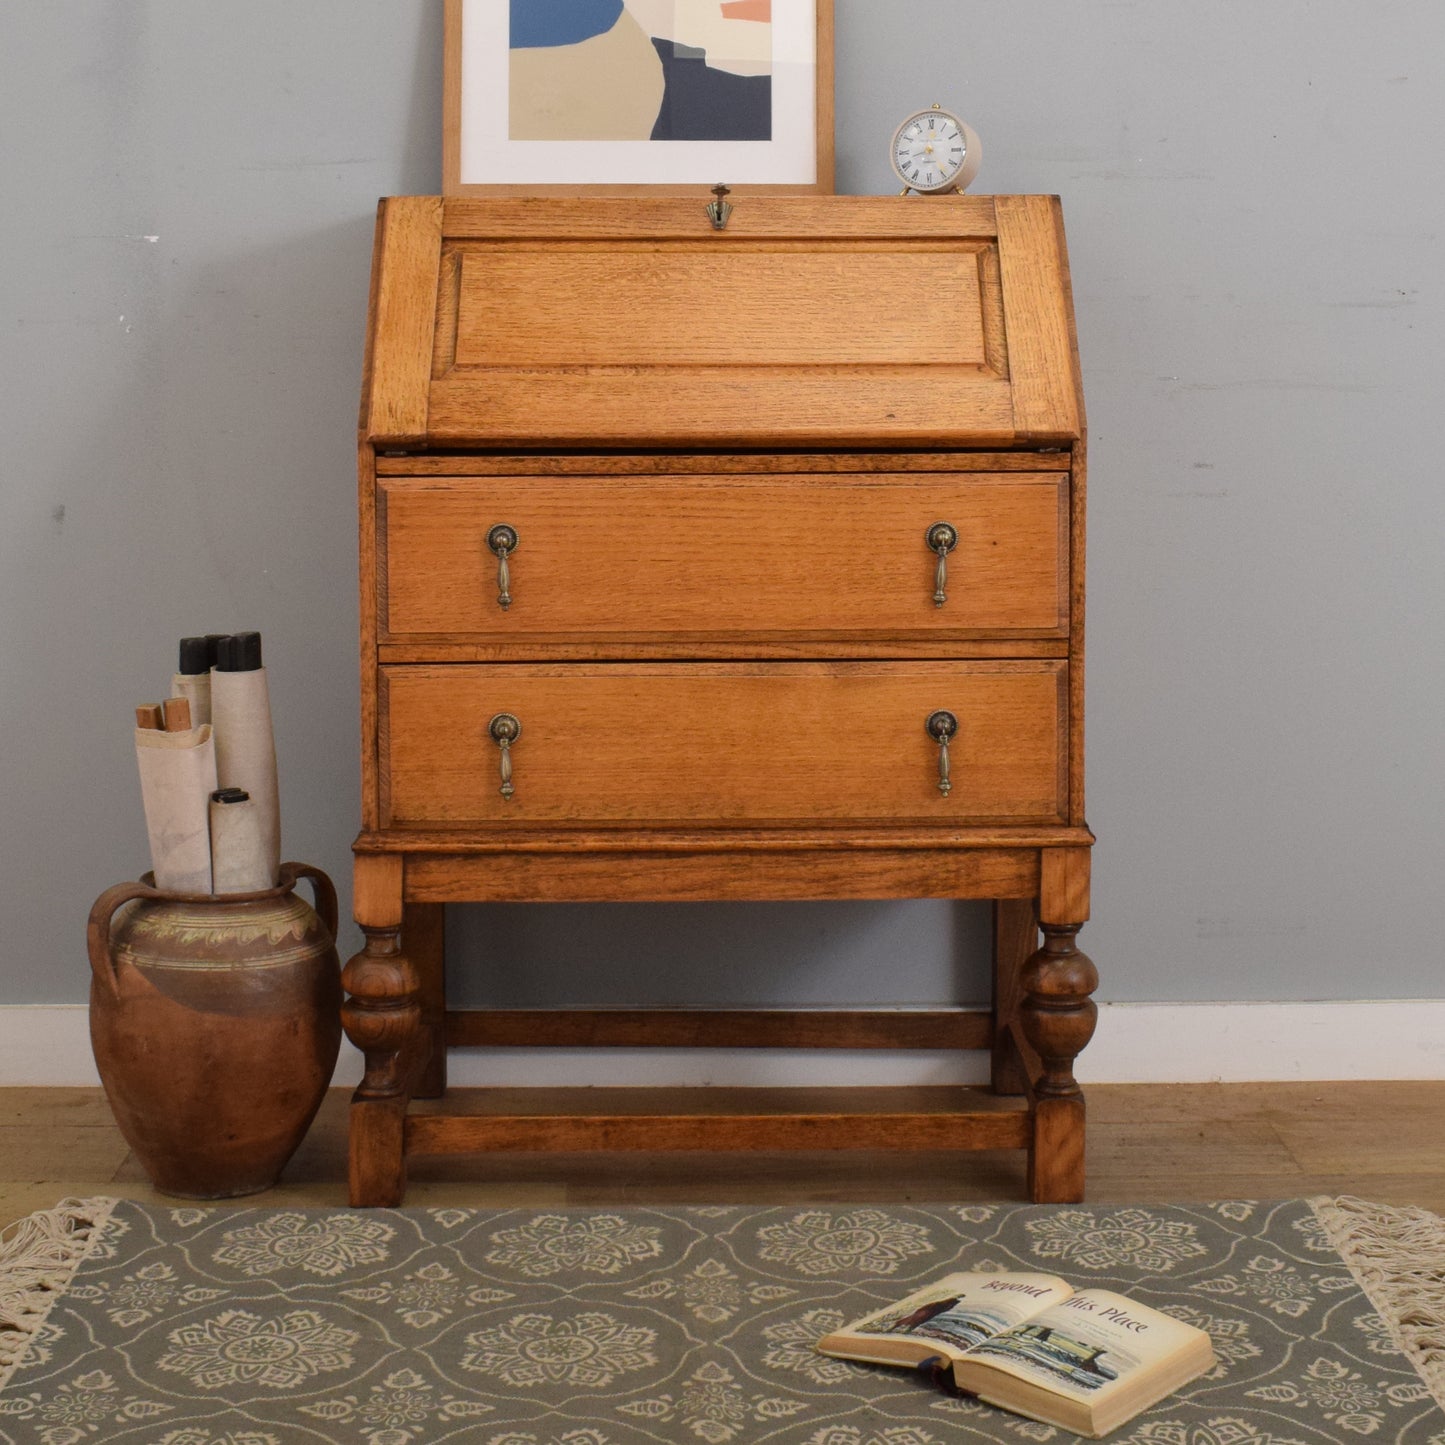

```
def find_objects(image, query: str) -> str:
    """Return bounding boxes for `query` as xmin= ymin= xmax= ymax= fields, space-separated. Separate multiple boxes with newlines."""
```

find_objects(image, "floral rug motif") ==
xmin=1 ymin=1196 xmax=1442 ymax=1444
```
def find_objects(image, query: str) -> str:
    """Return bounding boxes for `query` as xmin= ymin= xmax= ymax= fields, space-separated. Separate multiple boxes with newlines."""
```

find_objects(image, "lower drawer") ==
xmin=381 ymin=662 xmax=1067 ymax=826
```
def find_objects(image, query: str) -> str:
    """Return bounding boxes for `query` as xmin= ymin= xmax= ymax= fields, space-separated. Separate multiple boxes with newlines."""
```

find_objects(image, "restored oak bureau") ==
xmin=345 ymin=194 xmax=1095 ymax=1207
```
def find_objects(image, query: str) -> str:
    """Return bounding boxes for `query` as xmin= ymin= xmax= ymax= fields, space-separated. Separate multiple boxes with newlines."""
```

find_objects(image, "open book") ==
xmin=817 ymin=1271 xmax=1215 ymax=1439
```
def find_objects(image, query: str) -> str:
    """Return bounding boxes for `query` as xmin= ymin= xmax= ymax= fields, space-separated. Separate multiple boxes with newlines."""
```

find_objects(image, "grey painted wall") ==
xmin=3 ymin=2 xmax=1442 ymax=1012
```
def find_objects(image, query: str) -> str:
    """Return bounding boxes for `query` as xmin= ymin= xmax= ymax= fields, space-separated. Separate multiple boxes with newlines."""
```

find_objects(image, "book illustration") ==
xmin=857 ymin=1295 xmax=1024 ymax=1353
xmin=831 ymin=1273 xmax=1074 ymax=1363
xmin=967 ymin=1317 xmax=1131 ymax=1393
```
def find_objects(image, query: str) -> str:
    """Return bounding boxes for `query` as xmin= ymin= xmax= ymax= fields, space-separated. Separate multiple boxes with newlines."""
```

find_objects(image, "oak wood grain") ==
xmin=378 ymin=640 xmax=1071 ymax=664
xmin=1041 ymin=847 xmax=1091 ymax=925
xmin=440 ymin=195 xmax=995 ymax=238
xmin=374 ymin=453 xmax=1074 ymax=477
xmin=350 ymin=194 xmax=1093 ymax=1205
xmin=403 ymin=844 xmax=1040 ymax=904
xmin=382 ymin=661 xmax=1068 ymax=827
xmin=452 ymin=247 xmax=992 ymax=370
xmin=352 ymin=853 xmax=403 ymax=931
xmin=1030 ymin=1093 xmax=1087 ymax=1203
xmin=349 ymin=1095 xmax=407 ymax=1209
xmin=384 ymin=197 xmax=1083 ymax=448
xmin=381 ymin=472 xmax=1067 ymax=643
xmin=995 ymin=195 xmax=1081 ymax=443
xmin=406 ymin=1107 xmax=1031 ymax=1156
xmin=427 ymin=369 xmax=1020 ymax=450
xmin=358 ymin=438 xmax=382 ymax=830
xmin=1069 ymin=438 xmax=1088 ymax=823
xmin=355 ymin=825 xmax=1097 ymax=855
xmin=365 ymin=198 xmax=443 ymax=446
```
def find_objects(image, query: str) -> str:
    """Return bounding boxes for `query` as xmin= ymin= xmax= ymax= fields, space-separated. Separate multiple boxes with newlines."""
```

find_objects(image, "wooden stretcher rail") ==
xmin=405 ymin=1108 xmax=1032 ymax=1156
xmin=444 ymin=1008 xmax=994 ymax=1052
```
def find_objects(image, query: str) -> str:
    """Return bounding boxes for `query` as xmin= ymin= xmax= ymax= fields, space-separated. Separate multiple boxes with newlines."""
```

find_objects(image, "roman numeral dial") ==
xmin=891 ymin=105 xmax=982 ymax=196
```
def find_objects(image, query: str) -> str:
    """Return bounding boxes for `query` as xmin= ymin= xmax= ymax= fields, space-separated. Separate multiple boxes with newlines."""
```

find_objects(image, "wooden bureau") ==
xmin=345 ymin=194 xmax=1095 ymax=1207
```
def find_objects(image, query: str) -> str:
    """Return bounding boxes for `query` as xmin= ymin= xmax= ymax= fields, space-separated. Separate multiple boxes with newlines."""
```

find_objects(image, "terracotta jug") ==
xmin=87 ymin=863 xmax=342 ymax=1199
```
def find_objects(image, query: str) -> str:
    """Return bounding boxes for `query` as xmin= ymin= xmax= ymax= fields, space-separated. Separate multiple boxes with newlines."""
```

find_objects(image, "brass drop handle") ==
xmin=487 ymin=524 xmax=518 ymax=610
xmin=926 ymin=710 xmax=958 ymax=797
xmin=926 ymin=522 xmax=958 ymax=607
xmin=488 ymin=713 xmax=522 ymax=799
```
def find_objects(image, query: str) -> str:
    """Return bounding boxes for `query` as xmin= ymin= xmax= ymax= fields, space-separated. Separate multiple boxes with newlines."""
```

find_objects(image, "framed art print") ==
xmin=443 ymin=0 xmax=834 ymax=193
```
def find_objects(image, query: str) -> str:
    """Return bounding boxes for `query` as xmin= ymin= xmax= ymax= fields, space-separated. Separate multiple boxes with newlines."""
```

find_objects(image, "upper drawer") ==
xmin=380 ymin=471 xmax=1068 ymax=644
xmin=363 ymin=196 xmax=1082 ymax=450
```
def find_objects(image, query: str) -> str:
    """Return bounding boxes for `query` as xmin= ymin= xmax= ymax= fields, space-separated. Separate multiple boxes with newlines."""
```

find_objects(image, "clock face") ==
xmin=892 ymin=108 xmax=969 ymax=194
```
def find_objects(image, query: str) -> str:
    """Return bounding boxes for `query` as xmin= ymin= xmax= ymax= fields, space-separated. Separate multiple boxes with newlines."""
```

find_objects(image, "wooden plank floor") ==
xmin=2 ymin=1082 xmax=1443 ymax=1231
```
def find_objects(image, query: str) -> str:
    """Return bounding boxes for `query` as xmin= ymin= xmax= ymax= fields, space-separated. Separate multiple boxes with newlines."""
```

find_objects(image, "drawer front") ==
xmin=382 ymin=662 xmax=1067 ymax=826
xmin=382 ymin=473 xmax=1067 ymax=643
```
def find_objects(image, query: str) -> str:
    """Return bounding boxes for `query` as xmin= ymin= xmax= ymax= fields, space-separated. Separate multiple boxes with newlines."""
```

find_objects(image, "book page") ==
xmin=825 ymin=1273 xmax=1074 ymax=1360
xmin=960 ymin=1289 xmax=1210 ymax=1402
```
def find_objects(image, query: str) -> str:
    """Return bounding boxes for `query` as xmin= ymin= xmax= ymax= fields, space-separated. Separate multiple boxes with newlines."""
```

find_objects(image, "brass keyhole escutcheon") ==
xmin=926 ymin=709 xmax=958 ymax=796
xmin=487 ymin=524 xmax=519 ymax=610
xmin=488 ymin=712 xmax=522 ymax=799
xmin=707 ymin=182 xmax=734 ymax=230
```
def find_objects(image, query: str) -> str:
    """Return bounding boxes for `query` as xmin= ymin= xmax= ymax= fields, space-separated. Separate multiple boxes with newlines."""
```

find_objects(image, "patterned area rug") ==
xmin=1 ymin=1196 xmax=1443 ymax=1444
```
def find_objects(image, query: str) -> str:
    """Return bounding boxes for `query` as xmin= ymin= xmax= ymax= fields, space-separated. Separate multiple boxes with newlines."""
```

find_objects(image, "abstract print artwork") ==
xmin=509 ymin=0 xmax=773 ymax=142
xmin=449 ymin=0 xmax=825 ymax=190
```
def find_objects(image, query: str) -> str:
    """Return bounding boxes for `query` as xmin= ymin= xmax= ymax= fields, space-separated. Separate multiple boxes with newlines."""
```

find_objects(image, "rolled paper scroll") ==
xmin=209 ymin=788 xmax=272 ymax=893
xmin=170 ymin=635 xmax=215 ymax=727
xmin=210 ymin=632 xmax=280 ymax=886
xmin=135 ymin=723 xmax=217 ymax=893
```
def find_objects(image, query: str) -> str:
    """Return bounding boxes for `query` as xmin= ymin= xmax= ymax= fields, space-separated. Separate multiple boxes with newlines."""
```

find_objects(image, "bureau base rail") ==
xmin=405 ymin=1105 xmax=1031 ymax=1157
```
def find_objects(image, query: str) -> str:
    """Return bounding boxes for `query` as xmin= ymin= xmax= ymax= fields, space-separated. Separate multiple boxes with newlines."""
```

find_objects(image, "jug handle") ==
xmin=284 ymin=862 xmax=339 ymax=945
xmin=86 ymin=880 xmax=166 ymax=1000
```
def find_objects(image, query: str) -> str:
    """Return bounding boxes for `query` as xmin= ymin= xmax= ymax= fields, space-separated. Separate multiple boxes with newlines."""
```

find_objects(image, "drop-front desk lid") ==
xmin=362 ymin=195 xmax=1082 ymax=452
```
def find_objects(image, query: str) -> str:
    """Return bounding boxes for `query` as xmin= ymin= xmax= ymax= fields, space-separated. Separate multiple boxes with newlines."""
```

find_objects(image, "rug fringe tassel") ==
xmin=1312 ymin=1194 xmax=1445 ymax=1411
xmin=0 ymin=1197 xmax=117 ymax=1391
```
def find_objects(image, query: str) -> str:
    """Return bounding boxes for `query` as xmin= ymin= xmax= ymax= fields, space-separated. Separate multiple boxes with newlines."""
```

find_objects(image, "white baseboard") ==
xmin=4 ymin=1000 xmax=1443 ymax=1087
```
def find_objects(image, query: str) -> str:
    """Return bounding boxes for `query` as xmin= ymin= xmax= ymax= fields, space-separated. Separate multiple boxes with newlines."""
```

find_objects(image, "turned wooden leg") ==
xmin=341 ymin=855 xmax=419 ymax=1207
xmin=1022 ymin=847 xmax=1096 ymax=1203
xmin=405 ymin=902 xmax=447 ymax=1100
xmin=1020 ymin=923 xmax=1097 ymax=1202
xmin=991 ymin=899 xmax=1041 ymax=1096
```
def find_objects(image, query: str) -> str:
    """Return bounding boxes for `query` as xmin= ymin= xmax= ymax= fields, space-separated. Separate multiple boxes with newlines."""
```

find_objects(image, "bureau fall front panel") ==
xmin=381 ymin=473 xmax=1067 ymax=643
xmin=402 ymin=196 xmax=1082 ymax=450
xmin=380 ymin=662 xmax=1067 ymax=827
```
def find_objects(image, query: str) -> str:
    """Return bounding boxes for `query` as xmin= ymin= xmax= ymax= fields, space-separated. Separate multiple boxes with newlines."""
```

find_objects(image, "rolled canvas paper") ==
xmin=209 ymin=794 xmax=272 ymax=893
xmin=134 ymin=724 xmax=217 ymax=893
xmin=210 ymin=667 xmax=280 ymax=885
xmin=170 ymin=671 xmax=212 ymax=727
